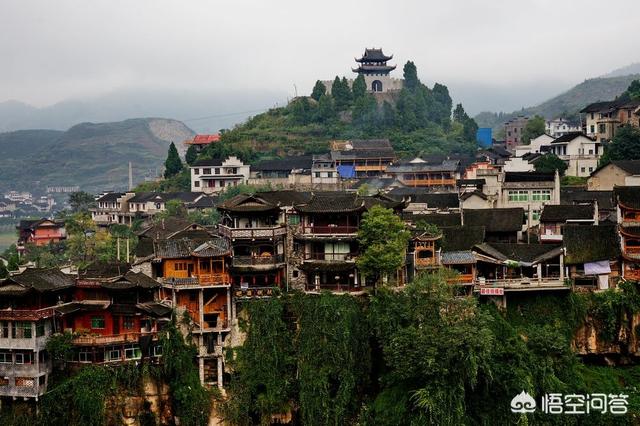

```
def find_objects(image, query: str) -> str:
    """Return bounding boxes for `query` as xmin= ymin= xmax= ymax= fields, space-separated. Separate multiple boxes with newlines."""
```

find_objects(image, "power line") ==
xmin=181 ymin=107 xmax=273 ymax=122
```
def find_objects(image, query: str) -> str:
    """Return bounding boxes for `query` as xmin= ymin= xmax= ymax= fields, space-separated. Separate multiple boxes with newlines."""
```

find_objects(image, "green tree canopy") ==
xmin=310 ymin=80 xmax=326 ymax=101
xmin=602 ymin=124 xmax=640 ymax=163
xmin=403 ymin=61 xmax=419 ymax=90
xmin=68 ymin=191 xmax=95 ymax=213
xmin=534 ymin=153 xmax=568 ymax=175
xmin=185 ymin=145 xmax=198 ymax=166
xmin=164 ymin=142 xmax=183 ymax=178
xmin=357 ymin=205 xmax=410 ymax=284
xmin=521 ymin=115 xmax=546 ymax=145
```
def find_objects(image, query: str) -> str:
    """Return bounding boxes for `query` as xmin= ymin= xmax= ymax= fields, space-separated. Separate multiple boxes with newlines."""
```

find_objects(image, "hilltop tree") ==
xmin=431 ymin=83 xmax=453 ymax=126
xmin=310 ymin=80 xmax=326 ymax=101
xmin=352 ymin=74 xmax=367 ymax=100
xmin=452 ymin=103 xmax=478 ymax=143
xmin=521 ymin=115 xmax=546 ymax=144
xmin=331 ymin=76 xmax=352 ymax=111
xmin=403 ymin=61 xmax=419 ymax=90
xmin=453 ymin=103 xmax=467 ymax=123
xmin=314 ymin=94 xmax=336 ymax=123
xmin=534 ymin=153 xmax=568 ymax=175
xmin=69 ymin=191 xmax=95 ymax=213
xmin=185 ymin=145 xmax=198 ymax=166
xmin=164 ymin=142 xmax=183 ymax=178
xmin=357 ymin=205 xmax=410 ymax=285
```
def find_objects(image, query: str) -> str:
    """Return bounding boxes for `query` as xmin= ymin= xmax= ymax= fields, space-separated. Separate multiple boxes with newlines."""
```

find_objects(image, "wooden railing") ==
xmin=302 ymin=225 xmax=358 ymax=235
xmin=233 ymin=254 xmax=285 ymax=266
xmin=447 ymin=274 xmax=474 ymax=284
xmin=218 ymin=225 xmax=287 ymax=239
xmin=475 ymin=277 xmax=566 ymax=289
xmin=0 ymin=307 xmax=55 ymax=321
xmin=163 ymin=274 xmax=231 ymax=287
xmin=305 ymin=283 xmax=362 ymax=293
xmin=72 ymin=331 xmax=158 ymax=346
xmin=401 ymin=178 xmax=456 ymax=187
xmin=304 ymin=253 xmax=357 ymax=261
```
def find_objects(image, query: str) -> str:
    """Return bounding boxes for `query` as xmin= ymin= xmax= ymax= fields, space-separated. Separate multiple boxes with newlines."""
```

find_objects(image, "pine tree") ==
xmin=311 ymin=80 xmax=326 ymax=101
xmin=185 ymin=145 xmax=198 ymax=165
xmin=164 ymin=142 xmax=183 ymax=178
xmin=453 ymin=103 xmax=468 ymax=122
xmin=352 ymin=74 xmax=367 ymax=100
xmin=403 ymin=61 xmax=419 ymax=90
xmin=315 ymin=94 xmax=336 ymax=123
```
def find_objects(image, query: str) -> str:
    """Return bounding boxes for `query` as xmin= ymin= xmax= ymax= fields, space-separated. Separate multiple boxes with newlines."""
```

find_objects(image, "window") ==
xmin=590 ymin=125 xmax=595 ymax=133
xmin=15 ymin=352 xmax=32 ymax=364
xmin=581 ymin=167 xmax=586 ymax=173
xmin=91 ymin=317 xmax=105 ymax=329
xmin=292 ymin=270 xmax=299 ymax=278
xmin=532 ymin=190 xmax=551 ymax=201
xmin=14 ymin=377 xmax=35 ymax=388
xmin=287 ymin=214 xmax=300 ymax=225
xmin=13 ymin=322 xmax=32 ymax=339
xmin=35 ymin=322 xmax=45 ymax=337
xmin=327 ymin=172 xmax=334 ymax=178
xmin=315 ymin=172 xmax=321 ymax=178
xmin=590 ymin=113 xmax=594 ymax=120
xmin=124 ymin=345 xmax=142 ymax=360
xmin=532 ymin=210 xmax=541 ymax=221
xmin=508 ymin=190 xmax=528 ymax=202
xmin=598 ymin=124 xmax=606 ymax=133
xmin=588 ymin=149 xmax=593 ymax=155
xmin=78 ymin=351 xmax=92 ymax=363
xmin=194 ymin=180 xmax=200 ymax=188
xmin=0 ymin=321 xmax=8 ymax=338
xmin=194 ymin=168 xmax=199 ymax=175
xmin=220 ymin=180 xmax=225 ymax=187
xmin=589 ymin=167 xmax=594 ymax=172
xmin=153 ymin=345 xmax=163 ymax=357
xmin=0 ymin=378 xmax=8 ymax=386
xmin=106 ymin=348 xmax=121 ymax=362
xmin=215 ymin=168 xmax=220 ymax=175
xmin=123 ymin=316 xmax=135 ymax=330
xmin=514 ymin=137 xmax=518 ymax=143
xmin=203 ymin=168 xmax=211 ymax=174
xmin=0 ymin=352 xmax=11 ymax=363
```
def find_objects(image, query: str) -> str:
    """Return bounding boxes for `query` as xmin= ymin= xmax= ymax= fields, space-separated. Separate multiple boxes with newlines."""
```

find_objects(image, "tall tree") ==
xmin=290 ymin=96 xmax=312 ymax=125
xmin=68 ymin=191 xmax=95 ymax=213
xmin=357 ymin=205 xmax=410 ymax=285
xmin=164 ymin=142 xmax=183 ymax=178
xmin=452 ymin=103 xmax=467 ymax=123
xmin=521 ymin=115 xmax=546 ymax=145
xmin=185 ymin=145 xmax=198 ymax=166
xmin=431 ymin=83 xmax=453 ymax=125
xmin=403 ymin=61 xmax=419 ymax=90
xmin=314 ymin=94 xmax=336 ymax=123
xmin=352 ymin=74 xmax=367 ymax=100
xmin=310 ymin=80 xmax=326 ymax=101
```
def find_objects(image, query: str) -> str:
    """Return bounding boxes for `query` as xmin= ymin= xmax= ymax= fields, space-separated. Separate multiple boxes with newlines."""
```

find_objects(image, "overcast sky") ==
xmin=1 ymin=0 xmax=639 ymax=115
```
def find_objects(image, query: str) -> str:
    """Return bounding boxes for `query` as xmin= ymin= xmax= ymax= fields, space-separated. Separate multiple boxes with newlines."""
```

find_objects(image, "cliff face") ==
xmin=106 ymin=377 xmax=172 ymax=425
xmin=573 ymin=312 xmax=640 ymax=362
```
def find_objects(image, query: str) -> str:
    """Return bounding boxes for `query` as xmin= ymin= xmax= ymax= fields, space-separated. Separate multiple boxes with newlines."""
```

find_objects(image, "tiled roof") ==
xmin=464 ymin=208 xmax=524 ymax=233
xmin=188 ymin=195 xmax=219 ymax=209
xmin=191 ymin=158 xmax=224 ymax=167
xmin=410 ymin=192 xmax=460 ymax=208
xmin=295 ymin=192 xmax=366 ymax=213
xmin=96 ymin=192 xmax=124 ymax=202
xmin=441 ymin=225 xmax=485 ymax=251
xmin=560 ymin=188 xmax=614 ymax=210
xmin=474 ymin=243 xmax=562 ymax=264
xmin=128 ymin=192 xmax=201 ymax=203
xmin=138 ymin=218 xmax=202 ymax=239
xmin=614 ymin=186 xmax=640 ymax=209
xmin=253 ymin=156 xmax=313 ymax=172
xmin=3 ymin=268 xmax=74 ymax=293
xmin=540 ymin=204 xmax=594 ymax=223
xmin=551 ymin=132 xmax=588 ymax=143
xmin=136 ymin=302 xmax=172 ymax=317
xmin=218 ymin=194 xmax=281 ymax=212
xmin=187 ymin=134 xmax=220 ymax=145
xmin=101 ymin=271 xmax=160 ymax=289
xmin=78 ymin=261 xmax=131 ymax=279
xmin=563 ymin=224 xmax=620 ymax=264
xmin=154 ymin=237 xmax=230 ymax=259
xmin=459 ymin=190 xmax=487 ymax=201
xmin=611 ymin=160 xmax=640 ymax=175
xmin=441 ymin=250 xmax=476 ymax=265
xmin=348 ymin=139 xmax=393 ymax=150
xmin=407 ymin=213 xmax=461 ymax=227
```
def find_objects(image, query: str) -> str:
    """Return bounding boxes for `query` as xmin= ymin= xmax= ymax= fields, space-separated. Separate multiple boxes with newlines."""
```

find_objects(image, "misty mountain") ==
xmin=0 ymin=88 xmax=287 ymax=134
xmin=601 ymin=63 xmax=640 ymax=78
xmin=475 ymin=73 xmax=640 ymax=131
xmin=0 ymin=118 xmax=194 ymax=193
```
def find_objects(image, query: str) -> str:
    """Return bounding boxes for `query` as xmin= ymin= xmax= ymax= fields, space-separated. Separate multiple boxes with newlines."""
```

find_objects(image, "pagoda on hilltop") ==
xmin=351 ymin=48 xmax=399 ymax=93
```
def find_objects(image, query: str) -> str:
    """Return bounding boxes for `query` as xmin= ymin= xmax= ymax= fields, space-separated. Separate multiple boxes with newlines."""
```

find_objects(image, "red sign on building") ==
xmin=480 ymin=287 xmax=504 ymax=296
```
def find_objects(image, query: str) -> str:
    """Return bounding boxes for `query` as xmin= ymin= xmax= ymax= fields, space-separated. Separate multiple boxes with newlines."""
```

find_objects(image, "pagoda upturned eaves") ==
xmin=352 ymin=48 xmax=396 ymax=75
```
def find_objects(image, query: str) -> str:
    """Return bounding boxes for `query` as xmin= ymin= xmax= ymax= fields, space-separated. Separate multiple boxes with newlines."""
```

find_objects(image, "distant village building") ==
xmin=184 ymin=134 xmax=220 ymax=154
xmin=581 ymin=99 xmax=640 ymax=142
xmin=385 ymin=157 xmax=460 ymax=190
xmin=543 ymin=132 xmax=601 ymax=177
xmin=545 ymin=119 xmax=581 ymax=138
xmin=190 ymin=156 xmax=250 ymax=193
xmin=323 ymin=48 xmax=403 ymax=95
xmin=330 ymin=139 xmax=396 ymax=179
xmin=504 ymin=116 xmax=529 ymax=150
xmin=16 ymin=218 xmax=67 ymax=255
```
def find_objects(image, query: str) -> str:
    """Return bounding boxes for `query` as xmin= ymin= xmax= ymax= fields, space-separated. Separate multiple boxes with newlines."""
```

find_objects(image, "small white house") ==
xmin=190 ymin=156 xmax=250 ymax=193
xmin=545 ymin=133 xmax=601 ymax=177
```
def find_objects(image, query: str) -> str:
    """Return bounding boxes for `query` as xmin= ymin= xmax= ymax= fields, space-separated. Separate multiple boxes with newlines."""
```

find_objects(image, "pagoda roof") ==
xmin=352 ymin=65 xmax=397 ymax=74
xmin=355 ymin=48 xmax=393 ymax=62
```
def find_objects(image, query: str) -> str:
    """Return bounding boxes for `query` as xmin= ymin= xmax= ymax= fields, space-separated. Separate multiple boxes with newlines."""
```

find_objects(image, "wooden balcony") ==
xmin=72 ymin=331 xmax=158 ymax=346
xmin=162 ymin=273 xmax=231 ymax=287
xmin=446 ymin=273 xmax=474 ymax=284
xmin=304 ymin=252 xmax=357 ymax=261
xmin=475 ymin=277 xmax=568 ymax=292
xmin=232 ymin=254 xmax=285 ymax=267
xmin=305 ymin=283 xmax=364 ymax=293
xmin=218 ymin=225 xmax=287 ymax=239
xmin=302 ymin=225 xmax=358 ymax=235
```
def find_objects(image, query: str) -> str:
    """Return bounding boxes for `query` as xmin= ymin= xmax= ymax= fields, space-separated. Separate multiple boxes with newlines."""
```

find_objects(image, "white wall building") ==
xmin=545 ymin=119 xmax=581 ymax=138
xmin=545 ymin=134 xmax=601 ymax=177
xmin=190 ymin=156 xmax=250 ymax=193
